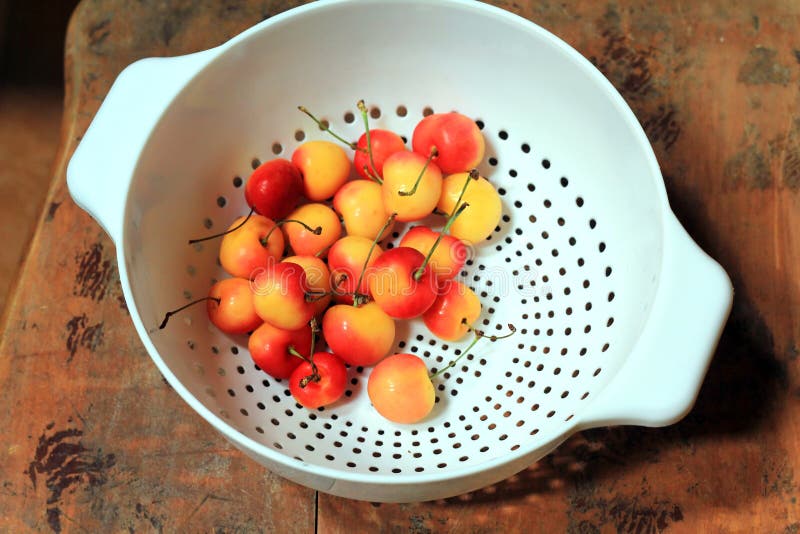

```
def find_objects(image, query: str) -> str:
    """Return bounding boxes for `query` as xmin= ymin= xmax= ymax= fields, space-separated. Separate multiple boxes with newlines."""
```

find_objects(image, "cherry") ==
xmin=367 ymin=353 xmax=435 ymax=424
xmin=353 ymin=129 xmax=406 ymax=180
xmin=399 ymin=226 xmax=467 ymax=280
xmin=437 ymin=171 xmax=501 ymax=244
xmin=291 ymin=140 xmax=351 ymax=201
xmin=251 ymin=261 xmax=314 ymax=331
xmin=283 ymin=203 xmax=342 ymax=257
xmin=333 ymin=180 xmax=396 ymax=241
xmin=282 ymin=255 xmax=332 ymax=317
xmin=381 ymin=150 xmax=442 ymax=222
xmin=248 ymin=321 xmax=311 ymax=379
xmin=322 ymin=302 xmax=396 ymax=367
xmin=327 ymin=235 xmax=383 ymax=305
xmin=244 ymin=158 xmax=303 ymax=220
xmin=289 ymin=351 xmax=348 ymax=409
xmin=368 ymin=247 xmax=438 ymax=319
xmin=412 ymin=112 xmax=485 ymax=174
xmin=157 ymin=278 xmax=262 ymax=335
xmin=422 ymin=280 xmax=481 ymax=341
xmin=217 ymin=214 xmax=284 ymax=279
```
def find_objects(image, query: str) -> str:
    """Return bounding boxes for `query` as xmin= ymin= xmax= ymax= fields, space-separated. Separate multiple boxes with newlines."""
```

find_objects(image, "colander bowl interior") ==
xmin=118 ymin=0 xmax=668 ymax=499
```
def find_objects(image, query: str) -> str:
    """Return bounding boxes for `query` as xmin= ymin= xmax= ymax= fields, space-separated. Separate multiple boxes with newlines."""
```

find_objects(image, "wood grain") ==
xmin=1 ymin=0 xmax=798 ymax=532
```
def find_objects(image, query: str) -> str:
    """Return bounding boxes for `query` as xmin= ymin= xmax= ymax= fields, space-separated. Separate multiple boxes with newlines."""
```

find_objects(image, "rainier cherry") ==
xmin=248 ymin=321 xmax=311 ymax=379
xmin=333 ymin=180 xmax=395 ymax=241
xmin=244 ymin=158 xmax=303 ymax=220
xmin=322 ymin=302 xmax=395 ymax=367
xmin=367 ymin=353 xmax=435 ymax=424
xmin=412 ymin=112 xmax=485 ymax=174
xmin=354 ymin=129 xmax=406 ymax=180
xmin=381 ymin=150 xmax=442 ymax=222
xmin=399 ymin=226 xmax=467 ymax=280
xmin=291 ymin=140 xmax=351 ymax=201
xmin=205 ymin=278 xmax=263 ymax=334
xmin=218 ymin=214 xmax=284 ymax=279
xmin=422 ymin=280 xmax=481 ymax=341
xmin=327 ymin=235 xmax=383 ymax=305
xmin=438 ymin=171 xmax=501 ymax=245
xmin=368 ymin=247 xmax=438 ymax=319
xmin=283 ymin=255 xmax=332 ymax=316
xmin=283 ymin=203 xmax=342 ymax=257
xmin=251 ymin=261 xmax=314 ymax=331
xmin=289 ymin=351 xmax=348 ymax=409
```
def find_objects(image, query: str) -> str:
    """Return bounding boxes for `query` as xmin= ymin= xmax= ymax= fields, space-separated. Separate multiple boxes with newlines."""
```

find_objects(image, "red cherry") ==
xmin=368 ymin=247 xmax=438 ymax=319
xmin=245 ymin=159 xmax=303 ymax=220
xmin=354 ymin=129 xmax=406 ymax=179
xmin=289 ymin=352 xmax=348 ymax=409
xmin=248 ymin=322 xmax=311 ymax=379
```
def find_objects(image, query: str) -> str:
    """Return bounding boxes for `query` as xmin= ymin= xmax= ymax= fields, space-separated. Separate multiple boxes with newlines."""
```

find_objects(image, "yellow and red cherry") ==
xmin=248 ymin=321 xmax=311 ymax=379
xmin=322 ymin=302 xmax=395 ymax=367
xmin=244 ymin=158 xmax=303 ymax=220
xmin=327 ymin=235 xmax=383 ymax=304
xmin=423 ymin=280 xmax=481 ymax=341
xmin=437 ymin=171 xmax=502 ymax=245
xmin=204 ymin=278 xmax=263 ymax=334
xmin=333 ymin=180 xmax=395 ymax=241
xmin=399 ymin=226 xmax=467 ymax=280
xmin=412 ymin=112 xmax=485 ymax=174
xmin=367 ymin=353 xmax=435 ymax=423
xmin=368 ymin=247 xmax=438 ymax=319
xmin=289 ymin=351 xmax=348 ymax=409
xmin=251 ymin=261 xmax=314 ymax=331
xmin=283 ymin=203 xmax=342 ymax=257
xmin=291 ymin=140 xmax=351 ymax=201
xmin=283 ymin=255 xmax=332 ymax=316
xmin=381 ymin=150 xmax=442 ymax=222
xmin=218 ymin=214 xmax=284 ymax=279
xmin=157 ymin=278 xmax=262 ymax=333
xmin=353 ymin=129 xmax=406 ymax=180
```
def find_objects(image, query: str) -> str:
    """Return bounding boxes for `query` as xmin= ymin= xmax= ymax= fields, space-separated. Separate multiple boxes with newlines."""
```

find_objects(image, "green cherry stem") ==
xmin=398 ymin=146 xmax=438 ymax=197
xmin=413 ymin=202 xmax=469 ymax=281
xmin=188 ymin=208 xmax=254 ymax=245
xmin=429 ymin=323 xmax=516 ymax=380
xmin=413 ymin=168 xmax=479 ymax=280
xmin=261 ymin=219 xmax=322 ymax=247
xmin=297 ymin=105 xmax=359 ymax=150
xmin=158 ymin=297 xmax=220 ymax=329
xmin=352 ymin=213 xmax=397 ymax=308
xmin=356 ymin=100 xmax=384 ymax=184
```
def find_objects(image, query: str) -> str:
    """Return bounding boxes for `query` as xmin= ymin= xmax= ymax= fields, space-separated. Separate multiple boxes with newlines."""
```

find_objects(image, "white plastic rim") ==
xmin=67 ymin=0 xmax=733 ymax=502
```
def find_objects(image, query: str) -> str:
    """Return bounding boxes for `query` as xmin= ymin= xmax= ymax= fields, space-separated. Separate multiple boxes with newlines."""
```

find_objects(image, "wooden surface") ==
xmin=1 ymin=0 xmax=798 ymax=532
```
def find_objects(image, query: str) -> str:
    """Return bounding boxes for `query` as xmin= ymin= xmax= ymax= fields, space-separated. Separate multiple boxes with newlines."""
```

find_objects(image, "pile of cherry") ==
xmin=166 ymin=101 xmax=509 ymax=424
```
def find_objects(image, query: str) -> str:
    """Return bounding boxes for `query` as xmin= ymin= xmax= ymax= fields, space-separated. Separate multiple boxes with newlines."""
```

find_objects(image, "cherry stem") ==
xmin=353 ymin=212 xmax=397 ymax=308
xmin=188 ymin=208 xmax=254 ymax=245
xmin=413 ymin=169 xmax=478 ymax=280
xmin=429 ymin=323 xmax=516 ymax=380
xmin=362 ymin=164 xmax=383 ymax=185
xmin=298 ymin=105 xmax=359 ymax=150
xmin=356 ymin=100 xmax=384 ymax=184
xmin=262 ymin=219 xmax=322 ymax=247
xmin=413 ymin=202 xmax=469 ymax=281
xmin=398 ymin=146 xmax=438 ymax=197
xmin=288 ymin=346 xmax=309 ymax=362
xmin=305 ymin=290 xmax=334 ymax=303
xmin=158 ymin=297 xmax=220 ymax=329
xmin=300 ymin=319 xmax=321 ymax=388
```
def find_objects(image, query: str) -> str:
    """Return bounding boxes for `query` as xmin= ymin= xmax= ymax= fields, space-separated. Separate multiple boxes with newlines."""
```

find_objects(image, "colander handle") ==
xmin=575 ymin=214 xmax=733 ymax=429
xmin=67 ymin=47 xmax=223 ymax=243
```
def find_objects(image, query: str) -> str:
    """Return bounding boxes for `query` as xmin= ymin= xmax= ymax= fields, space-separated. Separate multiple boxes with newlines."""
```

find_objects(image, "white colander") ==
xmin=66 ymin=0 xmax=733 ymax=502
